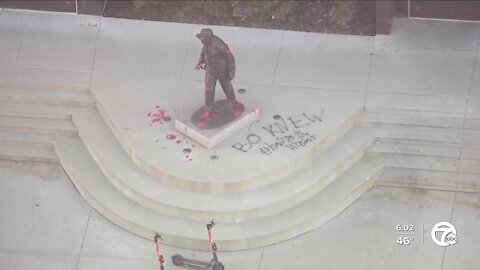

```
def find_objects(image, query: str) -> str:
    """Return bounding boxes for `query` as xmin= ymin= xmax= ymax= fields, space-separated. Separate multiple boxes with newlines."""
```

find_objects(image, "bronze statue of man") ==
xmin=195 ymin=28 xmax=237 ymax=118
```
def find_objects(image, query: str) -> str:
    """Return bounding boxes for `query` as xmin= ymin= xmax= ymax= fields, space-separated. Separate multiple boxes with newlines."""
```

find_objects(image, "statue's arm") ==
xmin=198 ymin=47 xmax=206 ymax=65
xmin=194 ymin=47 xmax=206 ymax=71
xmin=225 ymin=47 xmax=235 ymax=79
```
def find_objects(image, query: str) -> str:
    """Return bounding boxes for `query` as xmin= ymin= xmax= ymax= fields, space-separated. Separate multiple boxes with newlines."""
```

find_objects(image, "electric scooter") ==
xmin=154 ymin=233 xmax=166 ymax=270
xmin=171 ymin=220 xmax=225 ymax=270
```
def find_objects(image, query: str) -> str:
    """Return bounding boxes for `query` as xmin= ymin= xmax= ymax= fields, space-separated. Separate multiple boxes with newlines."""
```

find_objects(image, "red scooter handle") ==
xmin=207 ymin=220 xmax=218 ymax=255
xmin=154 ymin=234 xmax=165 ymax=270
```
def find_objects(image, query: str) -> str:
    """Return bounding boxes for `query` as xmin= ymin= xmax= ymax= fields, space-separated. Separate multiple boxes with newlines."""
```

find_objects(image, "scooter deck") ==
xmin=172 ymin=254 xmax=212 ymax=269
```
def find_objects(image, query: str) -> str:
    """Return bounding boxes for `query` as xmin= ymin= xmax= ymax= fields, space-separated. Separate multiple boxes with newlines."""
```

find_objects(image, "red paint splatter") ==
xmin=176 ymin=140 xmax=182 ymax=144
xmin=186 ymin=155 xmax=189 ymax=158
xmin=148 ymin=106 xmax=169 ymax=125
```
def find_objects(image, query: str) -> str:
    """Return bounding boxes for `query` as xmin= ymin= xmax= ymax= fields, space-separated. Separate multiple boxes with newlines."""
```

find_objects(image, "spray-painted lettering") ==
xmin=232 ymin=110 xmax=324 ymax=155
xmin=231 ymin=134 xmax=262 ymax=153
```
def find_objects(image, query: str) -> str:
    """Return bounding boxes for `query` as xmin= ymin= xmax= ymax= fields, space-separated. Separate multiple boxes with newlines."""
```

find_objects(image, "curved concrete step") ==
xmin=72 ymin=110 xmax=373 ymax=222
xmin=241 ymin=159 xmax=380 ymax=249
xmin=56 ymin=136 xmax=224 ymax=251
xmin=0 ymin=115 xmax=77 ymax=135
xmin=56 ymin=135 xmax=379 ymax=251
xmin=0 ymin=87 xmax=95 ymax=107
xmin=0 ymin=143 xmax=57 ymax=162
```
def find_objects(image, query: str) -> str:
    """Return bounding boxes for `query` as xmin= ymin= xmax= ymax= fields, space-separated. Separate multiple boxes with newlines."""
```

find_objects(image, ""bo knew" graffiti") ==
xmin=232 ymin=111 xmax=324 ymax=155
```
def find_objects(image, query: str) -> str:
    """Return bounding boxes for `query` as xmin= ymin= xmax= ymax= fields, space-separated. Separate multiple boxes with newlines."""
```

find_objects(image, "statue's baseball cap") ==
xmin=196 ymin=28 xmax=213 ymax=39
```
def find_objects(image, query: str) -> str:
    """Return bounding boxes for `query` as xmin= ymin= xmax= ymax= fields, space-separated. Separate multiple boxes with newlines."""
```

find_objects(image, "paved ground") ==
xmin=0 ymin=8 xmax=479 ymax=270
xmin=1 ymin=160 xmax=479 ymax=270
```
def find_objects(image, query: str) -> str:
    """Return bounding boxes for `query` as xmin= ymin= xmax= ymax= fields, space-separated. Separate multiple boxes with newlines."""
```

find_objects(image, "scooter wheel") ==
xmin=172 ymin=254 xmax=185 ymax=266
xmin=212 ymin=261 xmax=225 ymax=270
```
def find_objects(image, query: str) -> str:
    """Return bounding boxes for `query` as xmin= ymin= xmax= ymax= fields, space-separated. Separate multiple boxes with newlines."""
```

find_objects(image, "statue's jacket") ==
xmin=199 ymin=35 xmax=236 ymax=79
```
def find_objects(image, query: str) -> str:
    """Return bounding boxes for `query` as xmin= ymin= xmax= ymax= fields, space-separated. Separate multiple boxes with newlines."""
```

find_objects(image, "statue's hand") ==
xmin=195 ymin=63 xmax=206 ymax=71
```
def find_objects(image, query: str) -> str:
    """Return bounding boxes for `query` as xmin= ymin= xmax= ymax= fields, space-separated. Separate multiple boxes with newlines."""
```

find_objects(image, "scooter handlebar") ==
xmin=154 ymin=233 xmax=162 ymax=241
xmin=207 ymin=219 xmax=215 ymax=230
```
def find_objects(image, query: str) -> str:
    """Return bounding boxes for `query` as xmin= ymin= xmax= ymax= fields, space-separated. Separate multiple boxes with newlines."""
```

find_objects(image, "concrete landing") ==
xmin=90 ymin=74 xmax=364 ymax=193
